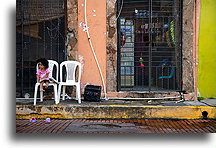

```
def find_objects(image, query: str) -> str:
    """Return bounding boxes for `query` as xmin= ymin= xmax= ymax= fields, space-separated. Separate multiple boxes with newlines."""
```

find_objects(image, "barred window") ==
xmin=117 ymin=0 xmax=182 ymax=91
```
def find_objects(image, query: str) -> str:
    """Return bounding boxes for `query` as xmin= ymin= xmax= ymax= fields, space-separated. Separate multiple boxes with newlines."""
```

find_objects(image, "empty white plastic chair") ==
xmin=34 ymin=60 xmax=59 ymax=106
xmin=58 ymin=61 xmax=81 ymax=104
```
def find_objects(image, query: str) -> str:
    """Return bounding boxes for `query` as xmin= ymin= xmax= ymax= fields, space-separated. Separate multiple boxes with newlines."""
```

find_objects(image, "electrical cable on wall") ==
xmin=115 ymin=0 xmax=124 ymax=20
xmin=84 ymin=0 xmax=108 ymax=100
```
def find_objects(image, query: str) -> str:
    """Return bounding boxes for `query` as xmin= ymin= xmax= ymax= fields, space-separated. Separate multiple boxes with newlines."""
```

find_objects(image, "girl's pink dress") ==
xmin=36 ymin=69 xmax=50 ymax=82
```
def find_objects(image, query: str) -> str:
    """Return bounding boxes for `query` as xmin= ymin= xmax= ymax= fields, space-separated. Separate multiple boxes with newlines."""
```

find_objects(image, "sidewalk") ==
xmin=16 ymin=118 xmax=216 ymax=134
xmin=16 ymin=98 xmax=216 ymax=120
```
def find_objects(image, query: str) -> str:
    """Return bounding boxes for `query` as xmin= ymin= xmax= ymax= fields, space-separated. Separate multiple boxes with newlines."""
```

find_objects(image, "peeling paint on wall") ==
xmin=79 ymin=22 xmax=89 ymax=32
xmin=78 ymin=54 xmax=85 ymax=73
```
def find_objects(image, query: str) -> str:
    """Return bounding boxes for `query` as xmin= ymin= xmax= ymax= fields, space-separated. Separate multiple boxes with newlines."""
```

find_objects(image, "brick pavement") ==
xmin=16 ymin=119 xmax=216 ymax=134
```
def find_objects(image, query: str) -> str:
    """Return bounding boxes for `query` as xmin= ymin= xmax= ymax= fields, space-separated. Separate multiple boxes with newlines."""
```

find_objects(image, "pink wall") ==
xmin=78 ymin=0 xmax=107 ymax=90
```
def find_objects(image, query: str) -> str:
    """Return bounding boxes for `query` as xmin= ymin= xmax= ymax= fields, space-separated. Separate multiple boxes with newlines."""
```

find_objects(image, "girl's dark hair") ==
xmin=36 ymin=58 xmax=49 ymax=69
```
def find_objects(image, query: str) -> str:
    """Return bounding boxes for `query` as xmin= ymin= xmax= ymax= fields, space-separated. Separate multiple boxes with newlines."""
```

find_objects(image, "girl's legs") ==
xmin=40 ymin=81 xmax=44 ymax=92
xmin=45 ymin=81 xmax=49 ymax=88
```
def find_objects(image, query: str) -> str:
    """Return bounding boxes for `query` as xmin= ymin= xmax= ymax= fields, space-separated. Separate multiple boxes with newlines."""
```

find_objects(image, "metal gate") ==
xmin=117 ymin=0 xmax=182 ymax=91
xmin=16 ymin=0 xmax=66 ymax=97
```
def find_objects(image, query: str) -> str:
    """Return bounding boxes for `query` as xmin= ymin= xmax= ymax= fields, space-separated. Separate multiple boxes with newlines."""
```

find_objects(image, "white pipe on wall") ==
xmin=84 ymin=0 xmax=108 ymax=100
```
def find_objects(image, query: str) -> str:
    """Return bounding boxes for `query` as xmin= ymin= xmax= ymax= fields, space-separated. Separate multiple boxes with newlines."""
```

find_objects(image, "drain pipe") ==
xmin=84 ymin=0 xmax=108 ymax=100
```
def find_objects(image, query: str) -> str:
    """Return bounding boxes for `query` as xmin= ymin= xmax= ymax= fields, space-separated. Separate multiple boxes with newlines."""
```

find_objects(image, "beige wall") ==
xmin=77 ymin=0 xmax=107 ymax=90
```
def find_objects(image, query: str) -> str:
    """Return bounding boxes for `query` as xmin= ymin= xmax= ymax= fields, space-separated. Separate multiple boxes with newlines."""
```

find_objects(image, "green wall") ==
xmin=198 ymin=0 xmax=216 ymax=98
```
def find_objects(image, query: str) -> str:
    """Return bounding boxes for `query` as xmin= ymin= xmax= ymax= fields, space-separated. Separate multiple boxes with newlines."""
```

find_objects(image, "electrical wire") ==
xmin=84 ymin=0 xmax=108 ymax=100
xmin=115 ymin=0 xmax=124 ymax=20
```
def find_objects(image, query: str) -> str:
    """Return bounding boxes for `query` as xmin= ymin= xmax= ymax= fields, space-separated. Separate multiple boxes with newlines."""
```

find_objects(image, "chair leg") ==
xmin=62 ymin=86 xmax=66 ymax=100
xmin=40 ymin=91 xmax=43 ymax=102
xmin=76 ymin=84 xmax=81 ymax=104
xmin=58 ymin=84 xmax=62 ymax=104
xmin=54 ymin=85 xmax=58 ymax=104
xmin=34 ymin=84 xmax=39 ymax=106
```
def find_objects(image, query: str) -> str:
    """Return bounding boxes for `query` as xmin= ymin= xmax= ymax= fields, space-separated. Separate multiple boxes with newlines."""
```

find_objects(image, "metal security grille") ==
xmin=117 ymin=0 xmax=182 ymax=91
xmin=16 ymin=0 xmax=66 ymax=97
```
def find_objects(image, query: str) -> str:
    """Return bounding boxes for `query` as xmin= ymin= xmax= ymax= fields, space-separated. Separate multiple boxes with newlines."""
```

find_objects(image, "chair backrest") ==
xmin=60 ymin=61 xmax=81 ymax=83
xmin=36 ymin=60 xmax=59 ymax=81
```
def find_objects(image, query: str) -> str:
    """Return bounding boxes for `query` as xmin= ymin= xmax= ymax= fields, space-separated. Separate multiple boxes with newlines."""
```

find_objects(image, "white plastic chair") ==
xmin=58 ymin=61 xmax=81 ymax=104
xmin=34 ymin=60 xmax=59 ymax=106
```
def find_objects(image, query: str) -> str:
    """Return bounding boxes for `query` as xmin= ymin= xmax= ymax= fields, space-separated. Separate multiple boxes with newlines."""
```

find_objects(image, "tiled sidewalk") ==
xmin=16 ymin=119 xmax=216 ymax=134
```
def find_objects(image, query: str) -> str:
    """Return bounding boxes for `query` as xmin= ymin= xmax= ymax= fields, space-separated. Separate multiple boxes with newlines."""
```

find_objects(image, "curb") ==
xmin=16 ymin=104 xmax=216 ymax=120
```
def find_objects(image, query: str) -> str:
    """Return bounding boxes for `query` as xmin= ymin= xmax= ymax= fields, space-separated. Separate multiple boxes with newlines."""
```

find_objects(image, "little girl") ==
xmin=36 ymin=58 xmax=50 ymax=92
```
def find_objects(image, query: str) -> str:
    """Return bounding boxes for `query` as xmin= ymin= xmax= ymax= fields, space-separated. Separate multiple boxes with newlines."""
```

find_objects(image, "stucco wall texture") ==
xmin=77 ymin=0 xmax=107 ymax=90
xmin=67 ymin=0 xmax=196 ymax=100
xmin=198 ymin=0 xmax=216 ymax=98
